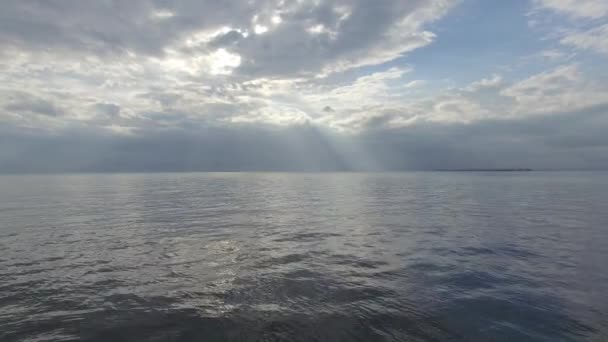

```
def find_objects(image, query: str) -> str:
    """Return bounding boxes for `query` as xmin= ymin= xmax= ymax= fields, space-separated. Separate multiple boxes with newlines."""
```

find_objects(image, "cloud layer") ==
xmin=1 ymin=0 xmax=607 ymax=171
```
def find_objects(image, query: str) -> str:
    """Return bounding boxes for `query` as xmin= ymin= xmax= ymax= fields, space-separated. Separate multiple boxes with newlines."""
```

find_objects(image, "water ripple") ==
xmin=0 ymin=172 xmax=606 ymax=341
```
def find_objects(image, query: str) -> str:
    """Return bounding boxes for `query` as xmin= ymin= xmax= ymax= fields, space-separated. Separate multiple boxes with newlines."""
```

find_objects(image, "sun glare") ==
xmin=209 ymin=49 xmax=242 ymax=75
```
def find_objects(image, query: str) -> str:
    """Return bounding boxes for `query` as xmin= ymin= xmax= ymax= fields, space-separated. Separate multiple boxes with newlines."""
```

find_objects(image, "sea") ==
xmin=0 ymin=172 xmax=607 ymax=341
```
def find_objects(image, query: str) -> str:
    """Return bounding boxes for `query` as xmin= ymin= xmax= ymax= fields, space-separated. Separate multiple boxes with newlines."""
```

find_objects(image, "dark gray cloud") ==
xmin=2 ymin=107 xmax=607 ymax=173
xmin=4 ymin=93 xmax=62 ymax=117
xmin=94 ymin=103 xmax=121 ymax=118
xmin=0 ymin=0 xmax=448 ymax=77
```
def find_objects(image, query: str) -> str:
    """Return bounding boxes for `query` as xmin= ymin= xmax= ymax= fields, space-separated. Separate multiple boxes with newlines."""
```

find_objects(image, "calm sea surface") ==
xmin=1 ymin=172 xmax=607 ymax=341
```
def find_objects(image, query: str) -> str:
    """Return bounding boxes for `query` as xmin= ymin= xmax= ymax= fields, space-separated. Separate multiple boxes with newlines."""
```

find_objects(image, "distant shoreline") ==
xmin=434 ymin=168 xmax=534 ymax=172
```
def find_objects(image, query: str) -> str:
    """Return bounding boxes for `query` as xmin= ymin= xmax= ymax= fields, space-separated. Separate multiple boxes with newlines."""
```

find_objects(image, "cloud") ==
xmin=0 ymin=0 xmax=607 ymax=172
xmin=500 ymin=64 xmax=608 ymax=115
xmin=0 ymin=0 xmax=454 ymax=78
xmin=307 ymin=65 xmax=608 ymax=130
xmin=229 ymin=1 xmax=453 ymax=76
xmin=2 ymin=105 xmax=608 ymax=173
xmin=0 ymin=0 xmax=458 ymax=136
xmin=561 ymin=24 xmax=608 ymax=55
xmin=463 ymin=74 xmax=504 ymax=92
xmin=532 ymin=0 xmax=608 ymax=56
xmin=533 ymin=0 xmax=608 ymax=19
xmin=94 ymin=103 xmax=121 ymax=118
xmin=3 ymin=92 xmax=63 ymax=117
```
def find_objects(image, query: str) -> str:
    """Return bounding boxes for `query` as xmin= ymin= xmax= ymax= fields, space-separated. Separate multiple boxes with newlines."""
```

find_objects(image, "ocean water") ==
xmin=0 ymin=172 xmax=607 ymax=342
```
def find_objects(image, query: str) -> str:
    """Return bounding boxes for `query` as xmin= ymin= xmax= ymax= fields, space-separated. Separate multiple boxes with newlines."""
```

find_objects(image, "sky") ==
xmin=1 ymin=0 xmax=608 ymax=172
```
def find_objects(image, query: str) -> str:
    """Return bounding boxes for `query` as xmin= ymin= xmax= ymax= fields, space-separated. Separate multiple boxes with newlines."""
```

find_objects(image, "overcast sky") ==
xmin=1 ymin=0 xmax=608 ymax=172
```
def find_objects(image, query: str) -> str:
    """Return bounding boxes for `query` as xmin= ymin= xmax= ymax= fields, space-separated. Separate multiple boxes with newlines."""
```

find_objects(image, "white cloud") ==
xmin=403 ymin=80 xmax=426 ymax=89
xmin=539 ymin=49 xmax=569 ymax=60
xmin=533 ymin=0 xmax=608 ymax=19
xmin=531 ymin=0 xmax=608 ymax=59
xmin=561 ymin=24 xmax=608 ymax=54
xmin=254 ymin=24 xmax=269 ymax=35
xmin=316 ymin=65 xmax=608 ymax=130
xmin=150 ymin=9 xmax=175 ymax=20
xmin=501 ymin=64 xmax=608 ymax=115
xmin=464 ymin=74 xmax=504 ymax=92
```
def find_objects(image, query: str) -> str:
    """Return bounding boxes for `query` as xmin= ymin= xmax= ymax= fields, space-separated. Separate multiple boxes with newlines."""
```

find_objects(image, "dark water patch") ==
xmin=497 ymin=245 xmax=542 ymax=259
xmin=8 ymin=260 xmax=40 ymax=267
xmin=41 ymin=256 xmax=66 ymax=262
xmin=436 ymin=270 xmax=523 ymax=291
xmin=60 ymin=309 xmax=456 ymax=342
xmin=432 ymin=295 xmax=596 ymax=341
xmin=408 ymin=262 xmax=454 ymax=273
xmin=457 ymin=246 xmax=496 ymax=256
xmin=327 ymin=286 xmax=393 ymax=304
xmin=273 ymin=232 xmax=343 ymax=243
xmin=329 ymin=255 xmax=390 ymax=270
xmin=83 ymin=265 xmax=138 ymax=276
xmin=163 ymin=258 xmax=208 ymax=267
xmin=259 ymin=253 xmax=312 ymax=267
xmin=89 ymin=278 xmax=129 ymax=288
xmin=0 ymin=267 xmax=54 ymax=277
xmin=0 ymin=232 xmax=19 ymax=238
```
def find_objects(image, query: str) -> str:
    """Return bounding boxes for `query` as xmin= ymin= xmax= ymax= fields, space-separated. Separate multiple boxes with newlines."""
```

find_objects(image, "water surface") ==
xmin=1 ymin=172 xmax=607 ymax=341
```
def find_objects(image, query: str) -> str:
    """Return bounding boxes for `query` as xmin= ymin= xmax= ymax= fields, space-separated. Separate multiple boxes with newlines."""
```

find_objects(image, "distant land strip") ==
xmin=434 ymin=168 xmax=534 ymax=172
